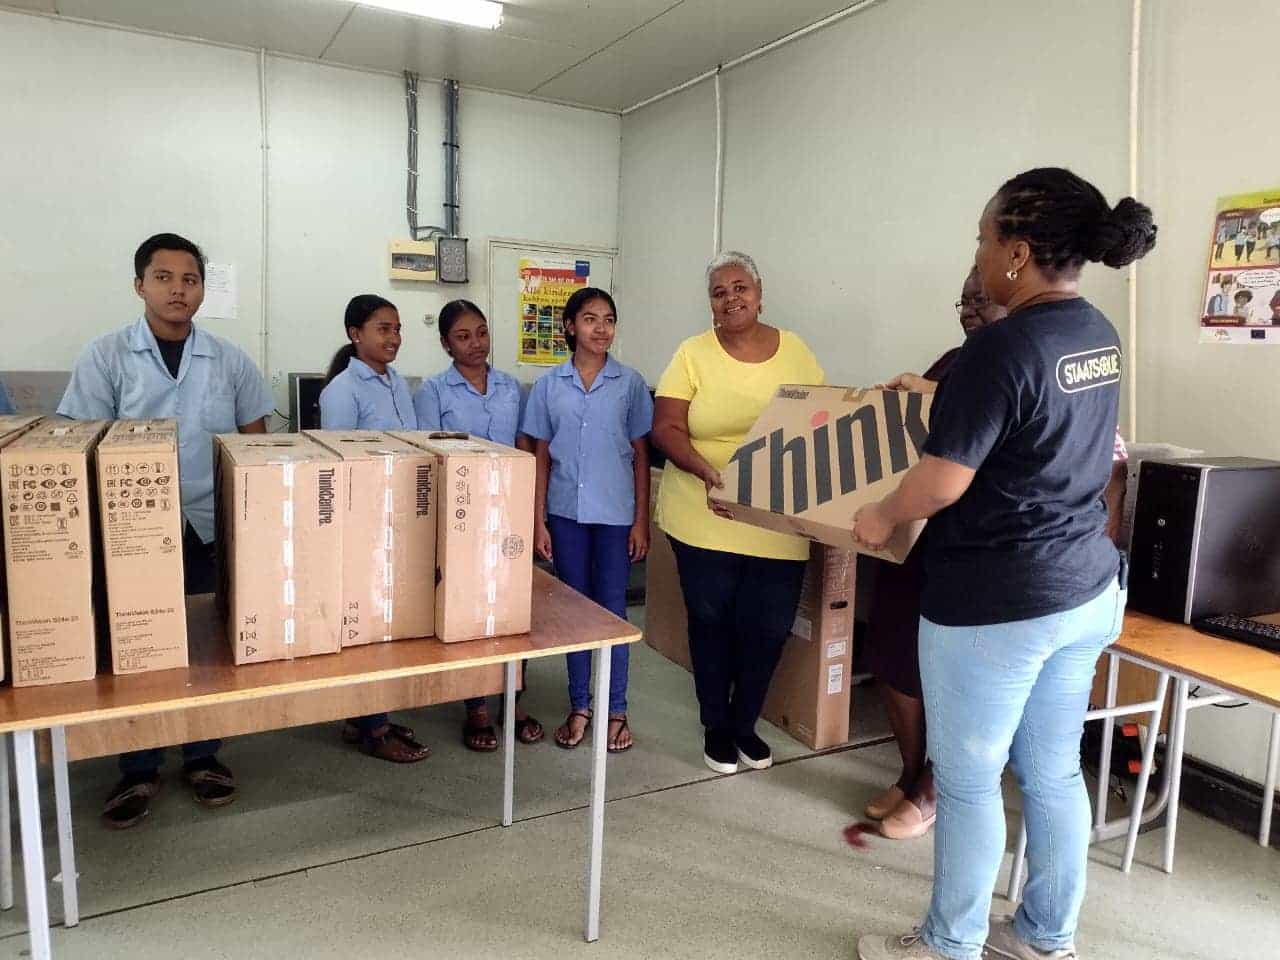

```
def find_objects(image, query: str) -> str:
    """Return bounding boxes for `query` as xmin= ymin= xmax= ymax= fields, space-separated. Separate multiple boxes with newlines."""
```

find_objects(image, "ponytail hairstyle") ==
xmin=439 ymin=299 xmax=487 ymax=340
xmin=993 ymin=167 xmax=1157 ymax=279
xmin=325 ymin=294 xmax=396 ymax=385
xmin=561 ymin=286 xmax=618 ymax=353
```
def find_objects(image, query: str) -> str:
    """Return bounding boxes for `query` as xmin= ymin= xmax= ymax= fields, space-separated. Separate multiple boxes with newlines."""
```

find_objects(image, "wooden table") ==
xmin=0 ymin=568 xmax=640 ymax=960
xmin=1008 ymin=610 xmax=1280 ymax=899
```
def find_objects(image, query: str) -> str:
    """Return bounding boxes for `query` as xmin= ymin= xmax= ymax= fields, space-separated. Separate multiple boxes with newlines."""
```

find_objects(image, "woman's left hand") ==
xmin=852 ymin=501 xmax=896 ymax=551
xmin=628 ymin=520 xmax=650 ymax=562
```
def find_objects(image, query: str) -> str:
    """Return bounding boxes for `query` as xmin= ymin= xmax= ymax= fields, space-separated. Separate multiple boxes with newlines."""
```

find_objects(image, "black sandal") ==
xmin=554 ymin=710 xmax=592 ymax=749
xmin=514 ymin=714 xmax=545 ymax=745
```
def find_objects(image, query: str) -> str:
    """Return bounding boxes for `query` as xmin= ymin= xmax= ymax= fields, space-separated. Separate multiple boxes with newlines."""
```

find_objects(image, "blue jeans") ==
xmin=919 ymin=581 xmax=1125 ymax=960
xmin=547 ymin=516 xmax=631 ymax=715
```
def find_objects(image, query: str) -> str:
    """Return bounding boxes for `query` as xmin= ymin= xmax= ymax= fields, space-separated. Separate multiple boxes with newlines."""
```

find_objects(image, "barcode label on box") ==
xmin=827 ymin=663 xmax=844 ymax=696
xmin=792 ymin=616 xmax=812 ymax=642
xmin=826 ymin=641 xmax=847 ymax=659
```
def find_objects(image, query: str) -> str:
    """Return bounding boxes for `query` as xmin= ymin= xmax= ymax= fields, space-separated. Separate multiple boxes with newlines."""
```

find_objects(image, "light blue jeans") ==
xmin=918 ymin=580 xmax=1125 ymax=960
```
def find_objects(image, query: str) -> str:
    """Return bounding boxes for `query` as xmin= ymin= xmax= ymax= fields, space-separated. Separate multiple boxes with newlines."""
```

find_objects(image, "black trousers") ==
xmin=668 ymin=537 xmax=807 ymax=737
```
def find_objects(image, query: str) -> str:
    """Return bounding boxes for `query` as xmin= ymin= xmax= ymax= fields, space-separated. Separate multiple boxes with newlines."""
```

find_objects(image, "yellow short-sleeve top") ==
xmin=655 ymin=328 xmax=825 ymax=561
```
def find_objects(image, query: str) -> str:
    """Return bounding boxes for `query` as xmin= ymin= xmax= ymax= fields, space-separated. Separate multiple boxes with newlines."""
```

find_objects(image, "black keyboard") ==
xmin=1193 ymin=614 xmax=1280 ymax=653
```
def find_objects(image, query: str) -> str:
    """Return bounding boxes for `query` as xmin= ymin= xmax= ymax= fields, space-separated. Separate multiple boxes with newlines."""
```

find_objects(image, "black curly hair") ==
xmin=994 ymin=167 xmax=1157 ymax=278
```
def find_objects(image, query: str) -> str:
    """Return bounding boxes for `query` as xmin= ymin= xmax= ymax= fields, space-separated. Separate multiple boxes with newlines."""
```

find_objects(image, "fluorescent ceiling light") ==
xmin=358 ymin=0 xmax=504 ymax=30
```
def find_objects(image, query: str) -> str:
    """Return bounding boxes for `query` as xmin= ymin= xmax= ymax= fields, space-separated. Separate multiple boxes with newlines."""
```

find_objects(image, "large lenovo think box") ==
xmin=1129 ymin=457 xmax=1280 ymax=623
xmin=305 ymin=431 xmax=437 ymax=644
xmin=215 ymin=433 xmax=344 ymax=665
xmin=0 ymin=415 xmax=47 ymax=682
xmin=2 ymin=418 xmax=109 ymax=686
xmin=97 ymin=419 xmax=188 ymax=674
xmin=709 ymin=385 xmax=932 ymax=563
xmin=392 ymin=433 xmax=534 ymax=642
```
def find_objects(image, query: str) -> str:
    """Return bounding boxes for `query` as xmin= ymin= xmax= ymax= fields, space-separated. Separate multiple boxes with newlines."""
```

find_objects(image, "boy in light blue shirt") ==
xmin=58 ymin=232 xmax=273 ymax=830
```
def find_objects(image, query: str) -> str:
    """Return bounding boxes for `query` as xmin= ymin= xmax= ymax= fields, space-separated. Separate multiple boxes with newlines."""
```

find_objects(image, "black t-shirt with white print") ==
xmin=921 ymin=297 xmax=1122 ymax=627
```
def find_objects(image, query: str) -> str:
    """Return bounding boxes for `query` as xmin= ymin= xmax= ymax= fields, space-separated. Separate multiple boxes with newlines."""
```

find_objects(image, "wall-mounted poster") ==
xmin=1200 ymin=188 xmax=1280 ymax=344
xmin=517 ymin=257 xmax=590 ymax=365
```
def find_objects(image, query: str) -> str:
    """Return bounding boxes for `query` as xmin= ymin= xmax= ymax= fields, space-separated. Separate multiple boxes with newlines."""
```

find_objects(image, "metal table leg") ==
xmin=50 ymin=727 xmax=78 ymax=927
xmin=1121 ymin=671 xmax=1170 ymax=872
xmin=585 ymin=646 xmax=611 ymax=943
xmin=502 ymin=661 xmax=517 ymax=828
xmin=1 ymin=732 xmax=13 ymax=911
xmin=1259 ymin=711 xmax=1279 ymax=848
xmin=1095 ymin=653 xmax=1120 ymax=828
xmin=14 ymin=730 xmax=51 ymax=960
xmin=1161 ymin=677 xmax=1191 ymax=874
xmin=1007 ymin=820 xmax=1028 ymax=902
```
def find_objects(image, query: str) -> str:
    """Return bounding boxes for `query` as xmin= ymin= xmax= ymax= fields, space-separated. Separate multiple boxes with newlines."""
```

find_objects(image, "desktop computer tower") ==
xmin=1128 ymin=458 xmax=1280 ymax=623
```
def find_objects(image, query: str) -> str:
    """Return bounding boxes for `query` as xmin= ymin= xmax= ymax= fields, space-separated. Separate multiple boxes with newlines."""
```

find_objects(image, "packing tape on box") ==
xmin=478 ymin=453 xmax=504 ymax=638
xmin=379 ymin=453 xmax=394 ymax=643
xmin=281 ymin=460 xmax=297 ymax=659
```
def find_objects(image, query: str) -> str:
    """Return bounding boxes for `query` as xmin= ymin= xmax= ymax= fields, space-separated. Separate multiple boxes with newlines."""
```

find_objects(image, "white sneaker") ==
xmin=985 ymin=917 xmax=1078 ymax=960
xmin=856 ymin=932 xmax=950 ymax=959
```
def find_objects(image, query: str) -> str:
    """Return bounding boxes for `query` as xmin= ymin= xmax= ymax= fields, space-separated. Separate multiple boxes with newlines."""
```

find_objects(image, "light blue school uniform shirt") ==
xmin=0 ymin=381 xmax=14 ymax=415
xmin=318 ymin=359 xmax=416 ymax=432
xmin=413 ymin=365 xmax=523 ymax=446
xmin=521 ymin=355 xmax=653 ymax=527
xmin=56 ymin=317 xmax=274 ymax=544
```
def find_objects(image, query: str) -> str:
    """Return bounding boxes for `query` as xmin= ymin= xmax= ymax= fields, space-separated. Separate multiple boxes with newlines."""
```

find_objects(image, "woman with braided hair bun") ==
xmin=853 ymin=168 xmax=1155 ymax=960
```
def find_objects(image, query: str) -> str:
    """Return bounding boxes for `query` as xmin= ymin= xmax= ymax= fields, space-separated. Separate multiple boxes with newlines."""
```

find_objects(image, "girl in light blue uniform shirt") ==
xmin=414 ymin=300 xmax=545 ymax=751
xmin=522 ymin=287 xmax=652 ymax=754
xmin=319 ymin=294 xmax=430 ymax=765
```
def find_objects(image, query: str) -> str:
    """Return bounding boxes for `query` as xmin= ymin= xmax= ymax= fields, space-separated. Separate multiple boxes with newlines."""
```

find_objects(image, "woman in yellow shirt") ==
xmin=652 ymin=251 xmax=824 ymax=775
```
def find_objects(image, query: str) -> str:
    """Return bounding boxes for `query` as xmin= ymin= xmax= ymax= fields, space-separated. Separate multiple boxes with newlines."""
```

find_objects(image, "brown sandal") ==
xmin=607 ymin=715 xmax=633 ymax=754
xmin=342 ymin=720 xmax=415 ymax=745
xmin=462 ymin=719 xmax=499 ymax=753
xmin=554 ymin=710 xmax=592 ymax=749
xmin=359 ymin=726 xmax=431 ymax=763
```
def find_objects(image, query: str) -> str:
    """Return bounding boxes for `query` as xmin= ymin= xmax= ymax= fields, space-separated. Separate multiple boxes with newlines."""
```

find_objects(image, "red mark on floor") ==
xmin=843 ymin=821 xmax=874 ymax=850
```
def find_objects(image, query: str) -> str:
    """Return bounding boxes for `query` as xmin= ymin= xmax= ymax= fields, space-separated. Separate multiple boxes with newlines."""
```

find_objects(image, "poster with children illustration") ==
xmin=1201 ymin=188 xmax=1280 ymax=344
xmin=517 ymin=256 xmax=589 ymax=364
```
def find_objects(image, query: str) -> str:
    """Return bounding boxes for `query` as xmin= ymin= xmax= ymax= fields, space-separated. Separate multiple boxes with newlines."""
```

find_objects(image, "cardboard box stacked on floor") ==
xmin=645 ymin=385 xmax=932 ymax=750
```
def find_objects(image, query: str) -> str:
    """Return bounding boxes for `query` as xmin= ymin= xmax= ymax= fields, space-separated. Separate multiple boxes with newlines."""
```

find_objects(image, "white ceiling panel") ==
xmin=533 ymin=0 xmax=859 ymax=109
xmin=496 ymin=0 xmax=680 ymax=51
xmin=322 ymin=5 xmax=587 ymax=94
xmin=7 ymin=0 xmax=880 ymax=111
xmin=54 ymin=0 xmax=355 ymax=59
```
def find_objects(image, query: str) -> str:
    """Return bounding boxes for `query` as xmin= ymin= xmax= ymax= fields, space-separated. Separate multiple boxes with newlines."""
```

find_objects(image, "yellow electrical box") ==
xmin=389 ymin=239 xmax=438 ymax=282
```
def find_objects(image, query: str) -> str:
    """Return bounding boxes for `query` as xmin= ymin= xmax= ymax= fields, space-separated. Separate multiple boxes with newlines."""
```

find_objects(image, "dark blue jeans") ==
xmin=668 ymin=537 xmax=807 ymax=737
xmin=119 ymin=525 xmax=222 ymax=777
xmin=548 ymin=516 xmax=631 ymax=715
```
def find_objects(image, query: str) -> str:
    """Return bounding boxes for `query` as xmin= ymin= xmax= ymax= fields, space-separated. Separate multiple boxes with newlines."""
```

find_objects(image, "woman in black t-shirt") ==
xmin=852 ymin=168 xmax=1156 ymax=960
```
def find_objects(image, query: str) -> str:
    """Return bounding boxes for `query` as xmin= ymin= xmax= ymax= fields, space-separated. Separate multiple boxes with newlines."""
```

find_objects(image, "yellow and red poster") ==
xmin=1201 ymin=188 xmax=1280 ymax=344
xmin=518 ymin=256 xmax=590 ymax=365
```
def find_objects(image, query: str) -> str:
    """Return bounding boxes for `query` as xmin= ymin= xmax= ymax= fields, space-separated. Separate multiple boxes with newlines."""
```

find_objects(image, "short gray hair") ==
xmin=705 ymin=250 xmax=761 ymax=292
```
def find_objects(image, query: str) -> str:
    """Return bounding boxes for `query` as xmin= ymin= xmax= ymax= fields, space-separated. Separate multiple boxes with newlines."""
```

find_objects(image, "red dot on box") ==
xmin=811 ymin=410 xmax=830 ymax=428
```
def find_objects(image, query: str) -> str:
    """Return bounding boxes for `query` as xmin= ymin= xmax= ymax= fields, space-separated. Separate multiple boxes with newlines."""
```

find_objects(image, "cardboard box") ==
xmin=214 ymin=433 xmax=344 ymax=665
xmin=710 ymin=385 xmax=932 ymax=563
xmin=0 ymin=415 xmax=46 ymax=681
xmin=392 ymin=432 xmax=534 ymax=642
xmin=304 ymin=431 xmax=437 ymax=644
xmin=96 ymin=419 xmax=188 ymax=674
xmin=760 ymin=546 xmax=856 ymax=749
xmin=2 ymin=418 xmax=109 ymax=686
xmin=645 ymin=469 xmax=857 ymax=749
